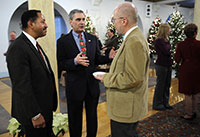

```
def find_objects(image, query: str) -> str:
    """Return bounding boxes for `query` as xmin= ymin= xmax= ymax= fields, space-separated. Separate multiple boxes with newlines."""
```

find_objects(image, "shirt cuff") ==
xmin=74 ymin=58 xmax=77 ymax=65
xmin=32 ymin=113 xmax=41 ymax=120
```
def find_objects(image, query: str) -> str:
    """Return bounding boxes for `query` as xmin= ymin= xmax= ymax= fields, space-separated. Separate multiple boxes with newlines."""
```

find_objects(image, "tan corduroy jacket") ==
xmin=103 ymin=27 xmax=150 ymax=123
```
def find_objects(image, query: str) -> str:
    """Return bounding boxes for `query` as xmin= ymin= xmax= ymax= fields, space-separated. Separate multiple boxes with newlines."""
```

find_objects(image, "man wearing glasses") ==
xmin=94 ymin=2 xmax=150 ymax=137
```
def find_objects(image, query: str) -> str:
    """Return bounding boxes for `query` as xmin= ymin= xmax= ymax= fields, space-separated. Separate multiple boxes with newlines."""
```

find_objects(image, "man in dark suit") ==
xmin=57 ymin=9 xmax=115 ymax=137
xmin=6 ymin=10 xmax=58 ymax=137
xmin=104 ymin=29 xmax=122 ymax=58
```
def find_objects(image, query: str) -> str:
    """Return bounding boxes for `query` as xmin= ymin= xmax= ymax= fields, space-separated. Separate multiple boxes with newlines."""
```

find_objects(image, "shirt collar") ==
xmin=23 ymin=31 xmax=37 ymax=49
xmin=72 ymin=30 xmax=84 ymax=38
xmin=123 ymin=26 xmax=138 ymax=40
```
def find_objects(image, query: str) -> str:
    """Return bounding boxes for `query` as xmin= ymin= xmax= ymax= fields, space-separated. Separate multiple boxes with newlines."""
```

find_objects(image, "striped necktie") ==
xmin=79 ymin=34 xmax=86 ymax=56
xmin=36 ymin=42 xmax=50 ymax=72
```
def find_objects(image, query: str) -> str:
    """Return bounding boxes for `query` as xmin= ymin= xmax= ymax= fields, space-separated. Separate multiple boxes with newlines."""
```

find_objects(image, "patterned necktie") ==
xmin=36 ymin=42 xmax=45 ymax=62
xmin=79 ymin=34 xmax=86 ymax=56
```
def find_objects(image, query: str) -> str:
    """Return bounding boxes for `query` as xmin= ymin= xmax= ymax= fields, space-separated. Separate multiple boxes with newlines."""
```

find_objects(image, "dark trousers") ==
xmin=153 ymin=65 xmax=172 ymax=108
xmin=67 ymin=91 xmax=99 ymax=137
xmin=111 ymin=119 xmax=138 ymax=137
xmin=23 ymin=121 xmax=55 ymax=137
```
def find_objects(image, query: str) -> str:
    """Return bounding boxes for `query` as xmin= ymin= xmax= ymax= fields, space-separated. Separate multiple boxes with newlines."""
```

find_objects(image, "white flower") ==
xmin=8 ymin=113 xmax=69 ymax=136
xmin=7 ymin=118 xmax=21 ymax=135
xmin=52 ymin=112 xmax=68 ymax=136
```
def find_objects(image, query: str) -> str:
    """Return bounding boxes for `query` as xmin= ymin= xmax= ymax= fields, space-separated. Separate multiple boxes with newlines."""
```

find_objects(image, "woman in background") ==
xmin=153 ymin=24 xmax=173 ymax=111
xmin=175 ymin=23 xmax=200 ymax=120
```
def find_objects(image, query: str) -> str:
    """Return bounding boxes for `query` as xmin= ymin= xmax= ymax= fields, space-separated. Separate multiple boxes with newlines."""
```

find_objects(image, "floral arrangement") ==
xmin=7 ymin=112 xmax=68 ymax=137
xmin=7 ymin=118 xmax=21 ymax=136
xmin=52 ymin=112 xmax=68 ymax=136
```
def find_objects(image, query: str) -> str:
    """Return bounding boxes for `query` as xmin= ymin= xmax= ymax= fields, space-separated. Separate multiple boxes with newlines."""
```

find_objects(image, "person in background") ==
xmin=152 ymin=23 xmax=173 ymax=111
xmin=94 ymin=2 xmax=150 ymax=137
xmin=57 ymin=9 xmax=116 ymax=137
xmin=3 ymin=31 xmax=17 ymax=56
xmin=175 ymin=23 xmax=200 ymax=120
xmin=103 ymin=29 xmax=120 ymax=56
xmin=9 ymin=31 xmax=17 ymax=45
xmin=6 ymin=10 xmax=58 ymax=137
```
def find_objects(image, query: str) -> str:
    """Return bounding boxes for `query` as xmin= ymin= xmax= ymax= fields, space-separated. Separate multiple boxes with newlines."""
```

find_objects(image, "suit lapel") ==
xmin=40 ymin=48 xmax=54 ymax=74
xmin=69 ymin=31 xmax=82 ymax=55
xmin=84 ymin=32 xmax=91 ymax=57
xmin=109 ymin=28 xmax=138 ymax=73
xmin=109 ymin=40 xmax=125 ymax=73
xmin=21 ymin=33 xmax=50 ymax=73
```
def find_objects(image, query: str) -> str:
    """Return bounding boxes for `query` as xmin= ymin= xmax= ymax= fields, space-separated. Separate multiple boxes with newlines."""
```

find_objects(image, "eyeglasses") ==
xmin=111 ymin=17 xmax=124 ymax=23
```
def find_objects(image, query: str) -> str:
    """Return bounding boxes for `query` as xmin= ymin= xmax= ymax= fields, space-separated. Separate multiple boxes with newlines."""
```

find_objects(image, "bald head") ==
xmin=114 ymin=2 xmax=138 ymax=25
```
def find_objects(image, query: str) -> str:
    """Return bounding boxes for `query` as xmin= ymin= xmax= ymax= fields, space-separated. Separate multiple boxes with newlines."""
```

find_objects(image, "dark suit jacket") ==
xmin=57 ymin=31 xmax=111 ymax=101
xmin=6 ymin=33 xmax=58 ymax=126
xmin=105 ymin=35 xmax=119 ymax=50
xmin=105 ymin=35 xmax=121 ymax=56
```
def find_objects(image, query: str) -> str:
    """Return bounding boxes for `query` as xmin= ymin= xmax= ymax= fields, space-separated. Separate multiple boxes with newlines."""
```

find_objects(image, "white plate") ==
xmin=93 ymin=71 xmax=106 ymax=77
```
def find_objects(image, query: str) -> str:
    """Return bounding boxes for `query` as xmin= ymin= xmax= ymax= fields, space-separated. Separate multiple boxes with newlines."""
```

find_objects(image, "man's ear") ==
xmin=122 ymin=17 xmax=128 ymax=26
xmin=194 ymin=32 xmax=197 ymax=38
xmin=69 ymin=20 xmax=72 ymax=27
xmin=27 ymin=20 xmax=34 ymax=29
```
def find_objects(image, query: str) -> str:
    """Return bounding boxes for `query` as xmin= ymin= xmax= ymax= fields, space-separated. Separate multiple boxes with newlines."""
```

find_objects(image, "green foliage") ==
xmin=167 ymin=11 xmax=187 ymax=69
xmin=85 ymin=15 xmax=94 ymax=34
xmin=147 ymin=17 xmax=162 ymax=54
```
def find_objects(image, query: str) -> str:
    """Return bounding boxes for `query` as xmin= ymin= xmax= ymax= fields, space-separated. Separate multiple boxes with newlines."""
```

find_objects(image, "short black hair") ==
xmin=109 ymin=29 xmax=115 ymax=34
xmin=21 ymin=10 xmax=41 ymax=30
xmin=184 ymin=23 xmax=198 ymax=38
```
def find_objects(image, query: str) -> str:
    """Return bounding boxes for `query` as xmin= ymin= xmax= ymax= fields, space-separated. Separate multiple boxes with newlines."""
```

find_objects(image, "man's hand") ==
xmin=94 ymin=74 xmax=105 ymax=82
xmin=32 ymin=114 xmax=46 ymax=128
xmin=109 ymin=47 xmax=117 ymax=59
xmin=102 ymin=45 xmax=107 ymax=51
xmin=75 ymin=52 xmax=90 ymax=67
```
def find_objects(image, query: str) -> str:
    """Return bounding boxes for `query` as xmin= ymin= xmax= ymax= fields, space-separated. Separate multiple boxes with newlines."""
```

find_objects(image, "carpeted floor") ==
xmin=0 ymin=105 xmax=12 ymax=134
xmin=137 ymin=101 xmax=200 ymax=137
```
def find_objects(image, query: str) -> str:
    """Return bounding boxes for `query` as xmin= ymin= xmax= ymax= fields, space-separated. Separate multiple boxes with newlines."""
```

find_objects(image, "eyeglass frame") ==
xmin=111 ymin=17 xmax=124 ymax=23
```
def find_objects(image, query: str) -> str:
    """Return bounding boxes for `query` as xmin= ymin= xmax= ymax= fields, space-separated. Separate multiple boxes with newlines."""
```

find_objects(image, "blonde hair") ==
xmin=157 ymin=24 xmax=170 ymax=40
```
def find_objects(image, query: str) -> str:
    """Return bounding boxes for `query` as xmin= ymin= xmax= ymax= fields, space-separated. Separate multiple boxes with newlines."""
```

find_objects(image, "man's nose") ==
xmin=45 ymin=24 xmax=48 ymax=29
xmin=80 ymin=20 xmax=85 ymax=23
